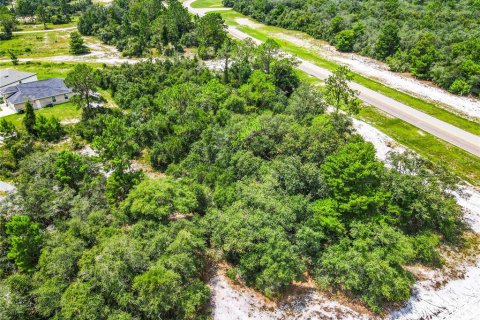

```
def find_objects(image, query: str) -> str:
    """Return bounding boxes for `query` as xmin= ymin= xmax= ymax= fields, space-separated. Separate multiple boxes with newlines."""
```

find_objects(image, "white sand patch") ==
xmin=79 ymin=145 xmax=98 ymax=157
xmin=391 ymin=260 xmax=480 ymax=320
xmin=209 ymin=268 xmax=367 ymax=320
xmin=60 ymin=118 xmax=80 ymax=125
xmin=235 ymin=18 xmax=262 ymax=29
xmin=455 ymin=187 xmax=480 ymax=234
xmin=0 ymin=181 xmax=15 ymax=193
xmin=352 ymin=118 xmax=405 ymax=160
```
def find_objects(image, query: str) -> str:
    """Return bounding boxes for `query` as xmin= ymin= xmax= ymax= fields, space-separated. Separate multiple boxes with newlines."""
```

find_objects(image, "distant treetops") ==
xmin=223 ymin=0 xmax=480 ymax=96
xmin=78 ymin=0 xmax=229 ymax=58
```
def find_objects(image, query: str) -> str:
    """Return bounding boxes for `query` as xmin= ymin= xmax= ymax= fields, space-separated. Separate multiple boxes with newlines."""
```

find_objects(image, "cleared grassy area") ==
xmin=0 ymin=62 xmax=103 ymax=79
xmin=191 ymin=0 xmax=225 ymax=8
xmin=200 ymin=3 xmax=480 ymax=135
xmin=2 ymin=102 xmax=81 ymax=129
xmin=0 ymin=31 xmax=71 ymax=59
xmin=15 ymin=17 xmax=78 ymax=32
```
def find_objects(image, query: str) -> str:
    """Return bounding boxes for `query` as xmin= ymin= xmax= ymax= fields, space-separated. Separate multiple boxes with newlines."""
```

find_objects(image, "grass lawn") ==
xmin=190 ymin=0 xmax=225 ymax=8
xmin=2 ymin=102 xmax=81 ymax=129
xmin=197 ymin=1 xmax=480 ymax=136
xmin=0 ymin=30 xmax=71 ymax=59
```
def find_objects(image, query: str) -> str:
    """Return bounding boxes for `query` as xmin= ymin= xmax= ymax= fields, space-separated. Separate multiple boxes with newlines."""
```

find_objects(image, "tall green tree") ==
xmin=65 ymin=64 xmax=97 ymax=119
xmin=69 ymin=31 xmax=90 ymax=55
xmin=6 ymin=215 xmax=42 ymax=272
xmin=256 ymin=38 xmax=280 ymax=74
xmin=23 ymin=101 xmax=36 ymax=135
xmin=324 ymin=66 xmax=360 ymax=115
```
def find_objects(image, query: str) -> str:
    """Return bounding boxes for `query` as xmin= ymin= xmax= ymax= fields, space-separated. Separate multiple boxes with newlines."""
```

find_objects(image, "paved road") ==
xmin=184 ymin=0 xmax=480 ymax=157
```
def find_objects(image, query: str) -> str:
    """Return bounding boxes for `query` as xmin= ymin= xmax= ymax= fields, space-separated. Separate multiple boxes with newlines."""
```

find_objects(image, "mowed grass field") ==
xmin=190 ymin=0 xmax=225 ymax=8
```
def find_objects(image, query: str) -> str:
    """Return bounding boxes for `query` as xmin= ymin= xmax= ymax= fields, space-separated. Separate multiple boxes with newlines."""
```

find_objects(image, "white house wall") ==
xmin=12 ymin=92 xmax=72 ymax=111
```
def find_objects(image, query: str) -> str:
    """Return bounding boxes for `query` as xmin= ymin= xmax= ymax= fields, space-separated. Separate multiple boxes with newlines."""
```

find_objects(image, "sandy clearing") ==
xmin=209 ymin=267 xmax=368 ymax=320
xmin=0 ymin=181 xmax=15 ymax=193
xmin=60 ymin=118 xmax=80 ymax=125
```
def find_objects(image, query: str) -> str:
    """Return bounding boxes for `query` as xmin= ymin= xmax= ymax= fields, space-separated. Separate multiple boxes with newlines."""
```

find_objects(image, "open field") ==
xmin=0 ymin=30 xmax=71 ymax=59
xmin=190 ymin=0 xmax=224 ymax=8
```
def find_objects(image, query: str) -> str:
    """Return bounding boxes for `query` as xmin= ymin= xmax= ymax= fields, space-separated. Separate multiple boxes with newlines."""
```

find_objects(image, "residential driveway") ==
xmin=0 ymin=104 xmax=16 ymax=118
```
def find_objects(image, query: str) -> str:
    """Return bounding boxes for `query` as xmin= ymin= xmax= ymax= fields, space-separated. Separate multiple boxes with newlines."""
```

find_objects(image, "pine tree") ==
xmin=69 ymin=31 xmax=90 ymax=55
xmin=23 ymin=101 xmax=36 ymax=135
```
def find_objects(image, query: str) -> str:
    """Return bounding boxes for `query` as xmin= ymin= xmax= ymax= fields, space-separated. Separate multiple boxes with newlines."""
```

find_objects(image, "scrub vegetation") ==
xmin=0 ymin=33 xmax=466 ymax=318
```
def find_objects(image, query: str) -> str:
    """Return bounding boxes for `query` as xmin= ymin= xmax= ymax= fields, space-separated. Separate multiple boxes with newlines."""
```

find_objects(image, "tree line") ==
xmin=223 ymin=0 xmax=480 ymax=97
xmin=0 ymin=0 xmax=92 ymax=41
xmin=0 ymin=26 xmax=466 ymax=319
xmin=78 ymin=0 xmax=228 ymax=57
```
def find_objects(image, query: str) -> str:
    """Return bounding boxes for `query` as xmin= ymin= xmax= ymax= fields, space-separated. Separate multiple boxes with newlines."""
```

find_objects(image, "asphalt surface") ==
xmin=184 ymin=0 xmax=480 ymax=157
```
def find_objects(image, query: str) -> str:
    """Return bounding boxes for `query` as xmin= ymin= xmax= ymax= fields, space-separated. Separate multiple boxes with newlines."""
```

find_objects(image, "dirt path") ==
xmin=13 ymin=26 xmax=77 ymax=34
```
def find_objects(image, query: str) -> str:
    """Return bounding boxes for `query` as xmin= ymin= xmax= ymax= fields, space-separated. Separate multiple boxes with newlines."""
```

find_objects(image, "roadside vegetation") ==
xmin=223 ymin=0 xmax=480 ymax=97
xmin=0 ymin=30 xmax=72 ymax=59
xmin=207 ymin=6 xmax=480 ymax=136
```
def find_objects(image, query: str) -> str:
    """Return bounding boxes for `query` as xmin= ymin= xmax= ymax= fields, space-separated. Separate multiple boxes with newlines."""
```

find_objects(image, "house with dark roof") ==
xmin=0 ymin=78 xmax=73 ymax=112
xmin=0 ymin=69 xmax=38 ymax=90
